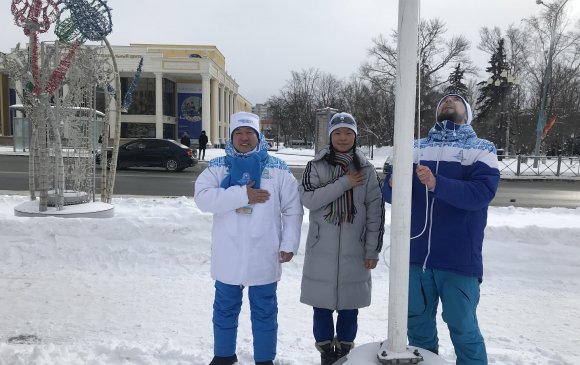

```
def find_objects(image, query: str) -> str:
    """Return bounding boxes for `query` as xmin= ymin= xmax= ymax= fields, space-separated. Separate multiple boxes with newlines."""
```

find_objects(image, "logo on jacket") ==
xmin=261 ymin=169 xmax=272 ymax=180
xmin=453 ymin=150 xmax=465 ymax=162
xmin=237 ymin=172 xmax=251 ymax=185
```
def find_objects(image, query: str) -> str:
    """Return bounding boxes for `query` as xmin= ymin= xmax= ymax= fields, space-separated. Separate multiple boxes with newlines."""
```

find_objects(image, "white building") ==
xmin=0 ymin=43 xmax=253 ymax=146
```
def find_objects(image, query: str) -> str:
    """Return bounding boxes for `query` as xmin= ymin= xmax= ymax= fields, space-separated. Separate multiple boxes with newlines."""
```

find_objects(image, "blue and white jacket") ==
xmin=194 ymin=136 xmax=304 ymax=286
xmin=383 ymin=121 xmax=500 ymax=279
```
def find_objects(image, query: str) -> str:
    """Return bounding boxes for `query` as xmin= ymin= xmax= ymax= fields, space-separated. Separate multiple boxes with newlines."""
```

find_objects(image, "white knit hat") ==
xmin=436 ymin=93 xmax=473 ymax=125
xmin=328 ymin=112 xmax=358 ymax=138
xmin=230 ymin=112 xmax=260 ymax=138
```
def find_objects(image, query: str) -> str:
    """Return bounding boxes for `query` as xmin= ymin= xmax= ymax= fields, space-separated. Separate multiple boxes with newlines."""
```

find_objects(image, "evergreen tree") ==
xmin=445 ymin=63 xmax=468 ymax=95
xmin=476 ymin=38 xmax=510 ymax=144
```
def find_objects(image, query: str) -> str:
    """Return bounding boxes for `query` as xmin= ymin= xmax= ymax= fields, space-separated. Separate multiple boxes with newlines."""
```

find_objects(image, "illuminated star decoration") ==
xmin=121 ymin=57 xmax=144 ymax=113
xmin=11 ymin=0 xmax=59 ymax=35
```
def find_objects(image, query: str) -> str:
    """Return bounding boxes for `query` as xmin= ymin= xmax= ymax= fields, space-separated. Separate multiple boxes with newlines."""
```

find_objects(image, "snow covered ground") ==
xmin=1 ymin=192 xmax=579 ymax=364
xmin=1 ymin=144 xmax=580 ymax=364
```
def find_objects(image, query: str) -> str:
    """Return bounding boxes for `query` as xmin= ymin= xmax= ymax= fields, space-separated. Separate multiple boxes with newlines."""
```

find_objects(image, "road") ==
xmin=1 ymin=155 xmax=579 ymax=208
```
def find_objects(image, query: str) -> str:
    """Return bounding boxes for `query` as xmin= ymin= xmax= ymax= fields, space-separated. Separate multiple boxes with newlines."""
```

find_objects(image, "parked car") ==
xmin=383 ymin=155 xmax=393 ymax=174
xmin=97 ymin=138 xmax=197 ymax=172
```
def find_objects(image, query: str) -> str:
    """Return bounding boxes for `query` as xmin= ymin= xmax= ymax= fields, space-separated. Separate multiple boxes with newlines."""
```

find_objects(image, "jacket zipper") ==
xmin=336 ymin=224 xmax=342 ymax=309
xmin=422 ymin=140 xmax=443 ymax=271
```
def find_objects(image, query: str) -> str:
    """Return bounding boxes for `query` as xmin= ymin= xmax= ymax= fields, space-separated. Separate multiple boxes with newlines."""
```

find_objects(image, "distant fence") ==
xmin=498 ymin=155 xmax=580 ymax=177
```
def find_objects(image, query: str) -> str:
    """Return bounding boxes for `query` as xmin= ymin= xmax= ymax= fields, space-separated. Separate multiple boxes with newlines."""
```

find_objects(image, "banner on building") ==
xmin=177 ymin=83 xmax=202 ymax=140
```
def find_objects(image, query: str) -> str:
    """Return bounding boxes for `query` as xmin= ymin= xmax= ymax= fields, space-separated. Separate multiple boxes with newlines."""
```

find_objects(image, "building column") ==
xmin=216 ymin=84 xmax=224 ymax=146
xmin=224 ymin=88 xmax=230 ymax=145
xmin=155 ymin=72 xmax=163 ymax=138
xmin=230 ymin=93 xmax=238 ymax=139
xmin=210 ymin=78 xmax=218 ymax=145
xmin=229 ymin=91 xmax=234 ymax=119
xmin=201 ymin=74 xmax=211 ymax=144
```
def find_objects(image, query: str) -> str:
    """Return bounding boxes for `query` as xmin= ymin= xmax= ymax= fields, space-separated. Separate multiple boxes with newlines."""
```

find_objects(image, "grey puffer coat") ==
xmin=299 ymin=147 xmax=385 ymax=310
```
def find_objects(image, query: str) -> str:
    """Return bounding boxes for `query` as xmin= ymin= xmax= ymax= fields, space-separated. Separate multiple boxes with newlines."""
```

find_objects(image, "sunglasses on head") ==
xmin=330 ymin=115 xmax=356 ymax=126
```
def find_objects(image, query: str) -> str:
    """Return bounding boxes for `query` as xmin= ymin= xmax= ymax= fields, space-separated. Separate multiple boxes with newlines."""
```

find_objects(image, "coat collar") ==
xmin=428 ymin=120 xmax=477 ymax=142
xmin=312 ymin=146 xmax=371 ymax=167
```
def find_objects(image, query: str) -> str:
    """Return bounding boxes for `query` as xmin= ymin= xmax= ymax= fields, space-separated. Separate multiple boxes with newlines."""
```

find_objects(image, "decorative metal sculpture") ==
xmin=11 ymin=0 xmax=59 ymax=35
xmin=55 ymin=0 xmax=120 ymax=204
xmin=5 ymin=0 xmax=114 ymax=212
xmin=54 ymin=0 xmax=113 ymax=44
xmin=58 ymin=0 xmax=112 ymax=41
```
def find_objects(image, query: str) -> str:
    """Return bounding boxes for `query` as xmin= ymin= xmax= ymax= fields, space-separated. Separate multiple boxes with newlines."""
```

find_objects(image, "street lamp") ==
xmin=533 ymin=0 xmax=569 ymax=166
xmin=487 ymin=69 xmax=519 ymax=156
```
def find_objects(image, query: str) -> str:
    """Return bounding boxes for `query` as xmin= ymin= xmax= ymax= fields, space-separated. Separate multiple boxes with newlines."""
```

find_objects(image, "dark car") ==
xmin=98 ymin=138 xmax=197 ymax=172
xmin=383 ymin=155 xmax=393 ymax=174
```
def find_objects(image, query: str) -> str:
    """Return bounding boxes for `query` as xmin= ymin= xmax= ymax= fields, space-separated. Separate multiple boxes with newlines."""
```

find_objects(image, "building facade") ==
xmin=0 ymin=43 xmax=252 ymax=146
xmin=252 ymin=103 xmax=270 ymax=120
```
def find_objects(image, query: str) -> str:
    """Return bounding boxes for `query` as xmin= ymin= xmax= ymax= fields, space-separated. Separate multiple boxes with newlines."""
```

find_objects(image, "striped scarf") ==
xmin=324 ymin=152 xmax=357 ymax=225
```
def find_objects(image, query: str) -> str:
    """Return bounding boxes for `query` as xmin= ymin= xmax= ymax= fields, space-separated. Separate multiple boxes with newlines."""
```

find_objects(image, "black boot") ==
xmin=335 ymin=341 xmax=354 ymax=361
xmin=255 ymin=361 xmax=274 ymax=365
xmin=209 ymin=354 xmax=238 ymax=365
xmin=316 ymin=340 xmax=337 ymax=365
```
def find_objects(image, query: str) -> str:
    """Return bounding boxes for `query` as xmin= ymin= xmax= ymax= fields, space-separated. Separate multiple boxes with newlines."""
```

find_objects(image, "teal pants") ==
xmin=407 ymin=266 xmax=487 ymax=365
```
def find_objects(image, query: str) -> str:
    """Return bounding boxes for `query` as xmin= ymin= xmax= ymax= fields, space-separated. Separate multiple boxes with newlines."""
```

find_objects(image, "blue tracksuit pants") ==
xmin=313 ymin=307 xmax=358 ymax=343
xmin=213 ymin=281 xmax=278 ymax=362
xmin=407 ymin=266 xmax=487 ymax=365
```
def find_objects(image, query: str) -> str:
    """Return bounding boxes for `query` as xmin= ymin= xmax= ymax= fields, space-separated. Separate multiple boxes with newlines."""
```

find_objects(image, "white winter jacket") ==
xmin=194 ymin=143 xmax=303 ymax=286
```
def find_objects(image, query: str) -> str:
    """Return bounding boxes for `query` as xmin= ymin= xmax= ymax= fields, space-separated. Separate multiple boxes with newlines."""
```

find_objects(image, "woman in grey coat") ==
xmin=299 ymin=112 xmax=385 ymax=365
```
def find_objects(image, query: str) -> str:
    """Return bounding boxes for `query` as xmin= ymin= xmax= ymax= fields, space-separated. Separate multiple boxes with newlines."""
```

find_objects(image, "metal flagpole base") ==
xmin=338 ymin=342 xmax=449 ymax=365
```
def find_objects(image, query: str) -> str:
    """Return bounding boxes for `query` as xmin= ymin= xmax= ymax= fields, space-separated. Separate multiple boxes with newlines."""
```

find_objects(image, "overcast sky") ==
xmin=1 ymin=0 xmax=579 ymax=104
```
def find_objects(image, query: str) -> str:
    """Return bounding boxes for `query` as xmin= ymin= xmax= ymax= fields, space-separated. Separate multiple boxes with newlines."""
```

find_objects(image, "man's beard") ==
xmin=437 ymin=109 xmax=463 ymax=124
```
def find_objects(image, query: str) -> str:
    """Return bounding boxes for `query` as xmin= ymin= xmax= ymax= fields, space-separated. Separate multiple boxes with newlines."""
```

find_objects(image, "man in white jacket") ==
xmin=194 ymin=112 xmax=303 ymax=365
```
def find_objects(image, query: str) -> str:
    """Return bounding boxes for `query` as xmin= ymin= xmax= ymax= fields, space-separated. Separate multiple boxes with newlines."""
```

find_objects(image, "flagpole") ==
xmin=341 ymin=1 xmax=447 ymax=363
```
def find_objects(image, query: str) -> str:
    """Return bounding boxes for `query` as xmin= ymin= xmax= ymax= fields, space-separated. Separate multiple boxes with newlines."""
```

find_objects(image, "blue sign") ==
xmin=177 ymin=83 xmax=203 ymax=139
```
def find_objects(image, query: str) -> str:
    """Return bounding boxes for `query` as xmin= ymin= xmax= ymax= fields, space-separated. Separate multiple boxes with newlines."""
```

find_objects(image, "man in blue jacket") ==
xmin=383 ymin=94 xmax=499 ymax=365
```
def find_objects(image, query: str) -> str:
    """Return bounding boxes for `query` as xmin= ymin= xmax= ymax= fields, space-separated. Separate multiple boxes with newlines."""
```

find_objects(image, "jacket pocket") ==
xmin=307 ymin=222 xmax=321 ymax=249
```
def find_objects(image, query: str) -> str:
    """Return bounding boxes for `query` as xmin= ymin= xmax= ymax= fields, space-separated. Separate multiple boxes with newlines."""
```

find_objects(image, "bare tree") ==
xmin=361 ymin=18 xmax=473 ymax=92
xmin=341 ymin=76 xmax=395 ymax=146
xmin=316 ymin=72 xmax=343 ymax=109
xmin=361 ymin=18 xmax=473 ymax=138
xmin=269 ymin=68 xmax=321 ymax=144
xmin=523 ymin=0 xmax=580 ymax=153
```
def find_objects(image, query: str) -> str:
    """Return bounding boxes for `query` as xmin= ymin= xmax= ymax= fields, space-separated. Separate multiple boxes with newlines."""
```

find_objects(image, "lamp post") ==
xmin=533 ymin=0 xmax=569 ymax=167
xmin=487 ymin=69 xmax=519 ymax=156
